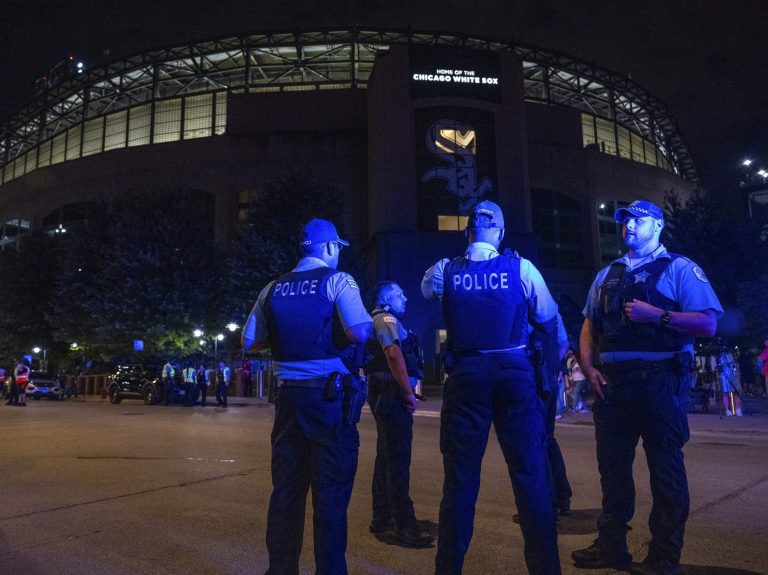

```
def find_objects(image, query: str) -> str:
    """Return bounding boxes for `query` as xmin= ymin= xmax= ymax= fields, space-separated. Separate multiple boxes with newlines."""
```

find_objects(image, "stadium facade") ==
xmin=0 ymin=28 xmax=698 ymax=377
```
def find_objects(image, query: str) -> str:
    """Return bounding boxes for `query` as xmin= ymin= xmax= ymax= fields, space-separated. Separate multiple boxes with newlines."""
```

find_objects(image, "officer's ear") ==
xmin=498 ymin=228 xmax=505 ymax=243
xmin=464 ymin=227 xmax=469 ymax=240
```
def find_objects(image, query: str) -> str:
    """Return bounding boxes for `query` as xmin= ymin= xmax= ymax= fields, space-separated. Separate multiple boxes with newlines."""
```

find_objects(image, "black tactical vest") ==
xmin=264 ymin=266 xmax=342 ymax=361
xmin=364 ymin=308 xmax=423 ymax=377
xmin=595 ymin=256 xmax=694 ymax=353
xmin=442 ymin=253 xmax=528 ymax=351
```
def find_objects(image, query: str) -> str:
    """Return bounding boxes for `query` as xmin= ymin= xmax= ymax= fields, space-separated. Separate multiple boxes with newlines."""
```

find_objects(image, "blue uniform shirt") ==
xmin=422 ymin=241 xmax=559 ymax=349
xmin=583 ymin=244 xmax=724 ymax=362
xmin=243 ymin=257 xmax=372 ymax=379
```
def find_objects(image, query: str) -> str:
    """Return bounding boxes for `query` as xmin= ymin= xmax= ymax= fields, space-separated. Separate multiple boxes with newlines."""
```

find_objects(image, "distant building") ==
xmin=0 ymin=28 xmax=698 ymax=379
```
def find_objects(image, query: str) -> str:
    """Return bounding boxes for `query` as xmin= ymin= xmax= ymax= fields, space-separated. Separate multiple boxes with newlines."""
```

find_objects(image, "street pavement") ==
xmin=0 ymin=391 xmax=766 ymax=575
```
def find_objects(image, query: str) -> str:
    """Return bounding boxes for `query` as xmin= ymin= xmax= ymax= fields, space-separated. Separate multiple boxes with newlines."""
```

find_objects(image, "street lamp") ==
xmin=214 ymin=333 xmax=224 ymax=365
xmin=32 ymin=346 xmax=47 ymax=371
xmin=226 ymin=323 xmax=239 ymax=332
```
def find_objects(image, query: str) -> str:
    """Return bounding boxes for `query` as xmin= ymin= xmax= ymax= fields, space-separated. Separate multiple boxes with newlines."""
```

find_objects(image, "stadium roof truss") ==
xmin=0 ymin=28 xmax=697 ymax=184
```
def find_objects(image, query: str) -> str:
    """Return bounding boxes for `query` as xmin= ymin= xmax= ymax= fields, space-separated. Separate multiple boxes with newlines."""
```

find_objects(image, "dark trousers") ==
xmin=266 ymin=386 xmax=359 ymax=575
xmin=546 ymin=383 xmax=572 ymax=510
xmin=163 ymin=378 xmax=173 ymax=405
xmin=197 ymin=383 xmax=207 ymax=405
xmin=368 ymin=374 xmax=416 ymax=530
xmin=216 ymin=383 xmax=228 ymax=407
xmin=593 ymin=366 xmax=691 ymax=564
xmin=6 ymin=381 xmax=18 ymax=404
xmin=243 ymin=376 xmax=253 ymax=397
xmin=436 ymin=352 xmax=560 ymax=575
xmin=184 ymin=382 xmax=195 ymax=406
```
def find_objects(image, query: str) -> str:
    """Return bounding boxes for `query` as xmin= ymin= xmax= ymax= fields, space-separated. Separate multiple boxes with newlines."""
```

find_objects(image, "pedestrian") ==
xmin=196 ymin=363 xmax=209 ymax=406
xmin=756 ymin=339 xmax=768 ymax=396
xmin=242 ymin=217 xmax=372 ymax=575
xmin=421 ymin=200 xmax=562 ymax=575
xmin=215 ymin=360 xmax=230 ymax=408
xmin=241 ymin=358 xmax=253 ymax=397
xmin=183 ymin=363 xmax=197 ymax=407
xmin=566 ymin=348 xmax=589 ymax=413
xmin=162 ymin=359 xmax=175 ymax=406
xmin=15 ymin=360 xmax=30 ymax=407
xmin=364 ymin=281 xmax=433 ymax=547
xmin=573 ymin=200 xmax=722 ymax=575
xmin=4 ymin=360 xmax=18 ymax=405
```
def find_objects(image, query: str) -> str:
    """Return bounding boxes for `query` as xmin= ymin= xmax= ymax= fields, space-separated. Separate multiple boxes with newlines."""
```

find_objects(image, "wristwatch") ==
xmin=660 ymin=310 xmax=672 ymax=325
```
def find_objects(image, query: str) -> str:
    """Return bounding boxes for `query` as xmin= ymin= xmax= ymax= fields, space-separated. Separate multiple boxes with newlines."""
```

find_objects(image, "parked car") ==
xmin=108 ymin=364 xmax=197 ymax=405
xmin=26 ymin=372 xmax=63 ymax=400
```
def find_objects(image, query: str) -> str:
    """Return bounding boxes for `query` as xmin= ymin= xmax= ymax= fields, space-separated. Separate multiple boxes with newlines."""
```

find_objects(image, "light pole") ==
xmin=32 ymin=347 xmax=47 ymax=371
xmin=214 ymin=334 xmax=224 ymax=365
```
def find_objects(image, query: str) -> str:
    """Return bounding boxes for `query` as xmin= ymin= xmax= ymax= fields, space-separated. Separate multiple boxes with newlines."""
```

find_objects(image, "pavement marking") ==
xmin=689 ymin=474 xmax=768 ymax=517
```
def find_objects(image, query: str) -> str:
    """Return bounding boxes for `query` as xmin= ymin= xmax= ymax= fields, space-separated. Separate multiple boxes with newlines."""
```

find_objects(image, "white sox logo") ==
xmin=421 ymin=119 xmax=493 ymax=213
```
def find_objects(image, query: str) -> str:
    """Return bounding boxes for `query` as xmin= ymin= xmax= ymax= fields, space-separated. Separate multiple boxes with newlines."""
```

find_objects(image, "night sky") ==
xmin=2 ymin=0 xmax=766 ymax=193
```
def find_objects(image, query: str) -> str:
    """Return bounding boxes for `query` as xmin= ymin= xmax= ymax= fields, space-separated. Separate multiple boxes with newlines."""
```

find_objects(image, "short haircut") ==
xmin=372 ymin=281 xmax=398 ymax=305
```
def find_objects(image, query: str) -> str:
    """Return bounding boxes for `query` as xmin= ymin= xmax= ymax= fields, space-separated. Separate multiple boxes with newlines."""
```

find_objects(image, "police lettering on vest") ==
xmin=272 ymin=279 xmax=320 ymax=297
xmin=451 ymin=271 xmax=510 ymax=291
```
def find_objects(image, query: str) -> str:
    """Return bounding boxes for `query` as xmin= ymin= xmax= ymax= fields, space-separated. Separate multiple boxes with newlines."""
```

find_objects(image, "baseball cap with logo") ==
xmin=614 ymin=200 xmax=664 ymax=223
xmin=468 ymin=200 xmax=505 ymax=229
xmin=299 ymin=218 xmax=350 ymax=248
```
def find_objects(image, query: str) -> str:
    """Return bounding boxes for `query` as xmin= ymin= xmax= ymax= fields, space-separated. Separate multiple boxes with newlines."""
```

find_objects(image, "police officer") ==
xmin=183 ymin=363 xmax=197 ymax=407
xmin=242 ymin=218 xmax=372 ymax=575
xmin=364 ymin=281 xmax=434 ymax=547
xmin=572 ymin=200 xmax=723 ymax=575
xmin=422 ymin=200 xmax=561 ymax=575
xmin=196 ymin=363 xmax=209 ymax=406
xmin=215 ymin=360 xmax=230 ymax=408
xmin=162 ymin=359 xmax=175 ymax=405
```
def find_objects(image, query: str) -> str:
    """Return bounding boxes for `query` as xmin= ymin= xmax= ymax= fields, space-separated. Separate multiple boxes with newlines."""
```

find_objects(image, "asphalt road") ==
xmin=1 ymin=395 xmax=766 ymax=575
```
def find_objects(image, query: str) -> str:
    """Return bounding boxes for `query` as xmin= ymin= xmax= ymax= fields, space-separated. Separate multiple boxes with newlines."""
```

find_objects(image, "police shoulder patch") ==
xmin=346 ymin=278 xmax=359 ymax=290
xmin=692 ymin=266 xmax=709 ymax=283
xmin=382 ymin=315 xmax=397 ymax=324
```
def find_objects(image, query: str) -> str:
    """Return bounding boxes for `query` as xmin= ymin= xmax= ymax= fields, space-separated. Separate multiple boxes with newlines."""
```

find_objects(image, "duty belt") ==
xmin=276 ymin=377 xmax=328 ymax=389
xmin=599 ymin=356 xmax=680 ymax=383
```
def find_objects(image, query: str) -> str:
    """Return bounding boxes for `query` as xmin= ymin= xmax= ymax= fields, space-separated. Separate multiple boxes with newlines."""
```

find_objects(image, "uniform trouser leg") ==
xmin=640 ymin=374 xmax=690 ymax=564
xmin=378 ymin=395 xmax=416 ymax=529
xmin=594 ymin=392 xmax=639 ymax=550
xmin=436 ymin=354 xmax=559 ymax=575
xmin=436 ymin=361 xmax=492 ymax=575
xmin=197 ymin=384 xmax=207 ymax=405
xmin=164 ymin=379 xmax=173 ymax=405
xmin=267 ymin=387 xmax=359 ymax=575
xmin=546 ymin=387 xmax=572 ymax=510
xmin=493 ymin=357 xmax=560 ymax=575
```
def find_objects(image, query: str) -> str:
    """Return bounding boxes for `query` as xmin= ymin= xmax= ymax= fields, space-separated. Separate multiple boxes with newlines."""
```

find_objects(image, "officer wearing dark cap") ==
xmin=572 ymin=200 xmax=722 ymax=575
xmin=422 ymin=200 xmax=561 ymax=575
xmin=364 ymin=281 xmax=434 ymax=547
xmin=242 ymin=218 xmax=372 ymax=575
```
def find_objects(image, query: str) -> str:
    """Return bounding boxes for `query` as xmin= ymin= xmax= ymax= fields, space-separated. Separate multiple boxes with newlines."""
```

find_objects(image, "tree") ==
xmin=223 ymin=163 xmax=370 ymax=323
xmin=0 ymin=232 xmax=61 ymax=365
xmin=664 ymin=187 xmax=768 ymax=344
xmin=49 ymin=189 xmax=222 ymax=360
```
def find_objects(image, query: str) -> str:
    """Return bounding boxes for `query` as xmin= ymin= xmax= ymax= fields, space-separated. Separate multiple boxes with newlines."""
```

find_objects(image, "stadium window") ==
xmin=581 ymin=114 xmax=596 ymax=148
xmin=183 ymin=94 xmax=213 ymax=140
xmin=65 ymin=125 xmax=81 ymax=161
xmin=24 ymin=148 xmax=38 ymax=173
xmin=82 ymin=117 xmax=104 ymax=157
xmin=531 ymin=188 xmax=585 ymax=269
xmin=438 ymin=215 xmax=468 ymax=231
xmin=214 ymin=92 xmax=227 ymax=135
xmin=38 ymin=139 xmax=52 ymax=168
xmin=127 ymin=104 xmax=151 ymax=147
xmin=105 ymin=111 xmax=127 ymax=151
xmin=595 ymin=117 xmax=617 ymax=155
xmin=597 ymin=199 xmax=629 ymax=266
xmin=617 ymin=126 xmax=631 ymax=159
xmin=153 ymin=98 xmax=182 ymax=144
